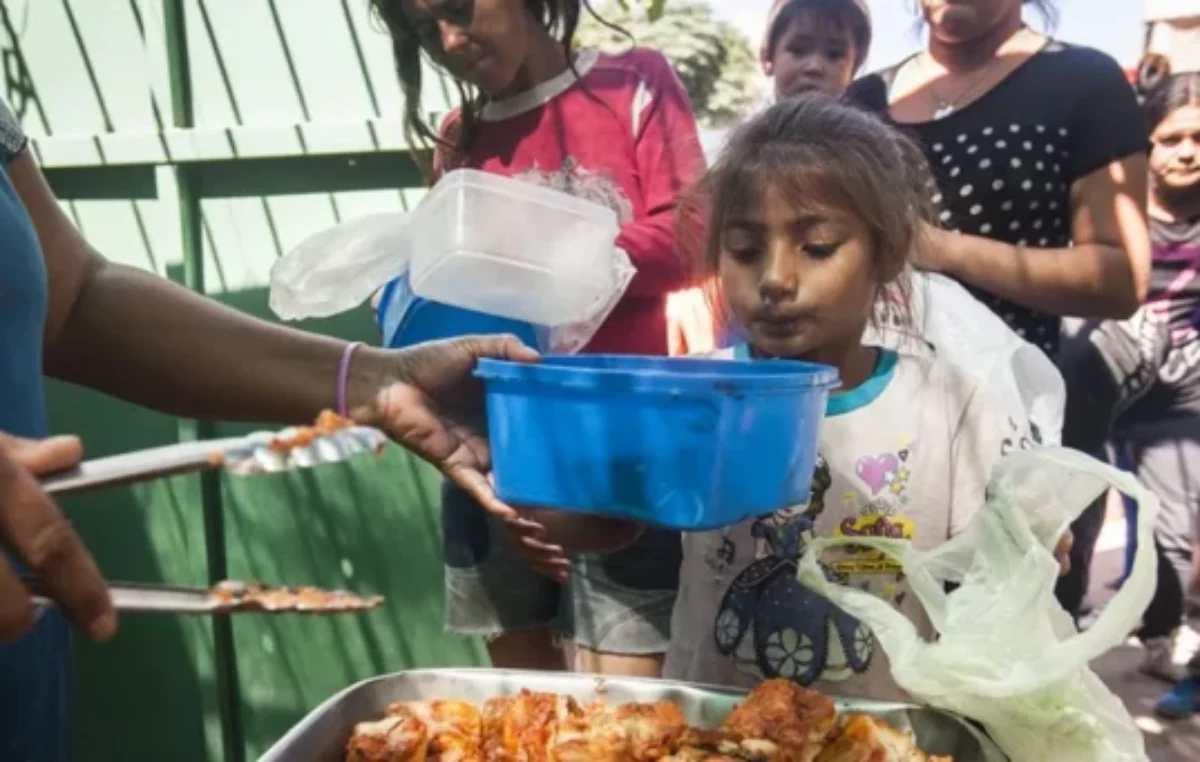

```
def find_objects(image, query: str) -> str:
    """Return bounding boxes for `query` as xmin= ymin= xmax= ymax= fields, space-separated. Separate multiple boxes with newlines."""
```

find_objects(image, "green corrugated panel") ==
xmin=49 ymin=293 xmax=488 ymax=761
xmin=46 ymin=386 xmax=219 ymax=761
xmin=220 ymin=448 xmax=486 ymax=760
xmin=210 ymin=292 xmax=489 ymax=759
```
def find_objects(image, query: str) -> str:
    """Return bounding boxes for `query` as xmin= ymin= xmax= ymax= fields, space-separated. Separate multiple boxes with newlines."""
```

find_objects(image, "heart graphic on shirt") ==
xmin=856 ymin=454 xmax=900 ymax=495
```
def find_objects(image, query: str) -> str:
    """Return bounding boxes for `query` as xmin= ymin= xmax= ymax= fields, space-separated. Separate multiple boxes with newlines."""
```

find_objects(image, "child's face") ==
xmin=405 ymin=0 xmax=533 ymax=96
xmin=1150 ymin=105 xmax=1200 ymax=196
xmin=719 ymin=183 xmax=878 ymax=364
xmin=768 ymin=13 xmax=858 ymax=101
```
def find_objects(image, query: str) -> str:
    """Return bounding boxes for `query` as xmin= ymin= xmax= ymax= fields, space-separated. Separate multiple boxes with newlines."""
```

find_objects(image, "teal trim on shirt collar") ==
xmin=731 ymin=344 xmax=898 ymax=417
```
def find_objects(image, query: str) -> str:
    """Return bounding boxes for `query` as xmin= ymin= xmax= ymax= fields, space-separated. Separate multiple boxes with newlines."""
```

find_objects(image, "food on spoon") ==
xmin=208 ymin=580 xmax=384 ymax=613
xmin=344 ymin=680 xmax=952 ymax=762
xmin=268 ymin=409 xmax=356 ymax=453
xmin=224 ymin=410 xmax=387 ymax=476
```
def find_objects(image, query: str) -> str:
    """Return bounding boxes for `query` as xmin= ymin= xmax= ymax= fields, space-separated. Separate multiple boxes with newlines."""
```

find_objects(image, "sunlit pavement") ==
xmin=1089 ymin=505 xmax=1200 ymax=761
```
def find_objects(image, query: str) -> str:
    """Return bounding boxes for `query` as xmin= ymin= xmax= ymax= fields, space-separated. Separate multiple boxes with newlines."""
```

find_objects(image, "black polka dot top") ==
xmin=849 ymin=42 xmax=1147 ymax=356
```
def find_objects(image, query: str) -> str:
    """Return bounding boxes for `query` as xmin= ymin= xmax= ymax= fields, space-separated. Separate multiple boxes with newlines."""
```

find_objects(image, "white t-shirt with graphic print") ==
xmin=662 ymin=346 xmax=1032 ymax=701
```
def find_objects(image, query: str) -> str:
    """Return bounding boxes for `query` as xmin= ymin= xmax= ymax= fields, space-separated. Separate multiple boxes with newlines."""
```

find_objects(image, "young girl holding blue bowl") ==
xmin=513 ymin=95 xmax=1064 ymax=701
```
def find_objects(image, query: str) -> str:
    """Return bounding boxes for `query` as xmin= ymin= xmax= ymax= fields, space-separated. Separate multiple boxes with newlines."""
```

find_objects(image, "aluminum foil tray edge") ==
xmin=258 ymin=668 xmax=1006 ymax=762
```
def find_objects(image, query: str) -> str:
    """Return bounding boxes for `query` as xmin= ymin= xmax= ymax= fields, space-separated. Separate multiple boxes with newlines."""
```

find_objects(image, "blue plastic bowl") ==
xmin=476 ymin=355 xmax=839 ymax=531
xmin=378 ymin=275 xmax=537 ymax=349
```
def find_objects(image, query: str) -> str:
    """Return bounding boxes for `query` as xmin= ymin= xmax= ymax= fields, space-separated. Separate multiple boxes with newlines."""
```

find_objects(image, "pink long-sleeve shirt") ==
xmin=435 ymin=47 xmax=705 ymax=355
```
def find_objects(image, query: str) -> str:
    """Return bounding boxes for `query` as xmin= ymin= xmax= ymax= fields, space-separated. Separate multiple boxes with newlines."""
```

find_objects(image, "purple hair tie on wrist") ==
xmin=337 ymin=342 xmax=365 ymax=417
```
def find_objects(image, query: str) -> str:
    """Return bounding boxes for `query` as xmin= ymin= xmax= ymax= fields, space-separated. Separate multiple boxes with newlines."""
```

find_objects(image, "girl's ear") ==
xmin=762 ymin=58 xmax=775 ymax=77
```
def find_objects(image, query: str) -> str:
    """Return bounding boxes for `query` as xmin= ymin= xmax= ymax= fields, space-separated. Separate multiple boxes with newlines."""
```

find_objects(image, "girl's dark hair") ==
xmin=368 ymin=0 xmax=594 ymax=173
xmin=680 ymin=95 xmax=934 ymax=333
xmin=765 ymin=0 xmax=872 ymax=70
xmin=1143 ymin=72 xmax=1200 ymax=134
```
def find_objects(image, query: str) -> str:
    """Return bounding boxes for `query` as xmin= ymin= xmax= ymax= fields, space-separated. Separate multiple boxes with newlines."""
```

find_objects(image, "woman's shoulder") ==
xmin=1025 ymin=40 xmax=1132 ymax=94
xmin=1032 ymin=39 xmax=1123 ymax=80
xmin=587 ymin=47 xmax=680 ymax=90
xmin=1037 ymin=40 xmax=1125 ymax=73
xmin=592 ymin=46 xmax=672 ymax=73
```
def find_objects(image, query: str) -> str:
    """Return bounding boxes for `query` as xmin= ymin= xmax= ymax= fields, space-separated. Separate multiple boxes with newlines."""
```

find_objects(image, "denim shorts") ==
xmin=441 ymin=481 xmax=681 ymax=654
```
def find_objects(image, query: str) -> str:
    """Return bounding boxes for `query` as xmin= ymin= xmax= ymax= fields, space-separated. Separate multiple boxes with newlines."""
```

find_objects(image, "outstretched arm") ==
xmin=921 ymin=155 xmax=1150 ymax=320
xmin=12 ymin=149 xmax=538 ymax=519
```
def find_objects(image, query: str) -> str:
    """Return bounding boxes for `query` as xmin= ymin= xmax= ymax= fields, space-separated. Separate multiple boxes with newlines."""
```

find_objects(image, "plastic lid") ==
xmin=476 ymin=355 xmax=840 ymax=393
xmin=423 ymin=169 xmax=619 ymax=228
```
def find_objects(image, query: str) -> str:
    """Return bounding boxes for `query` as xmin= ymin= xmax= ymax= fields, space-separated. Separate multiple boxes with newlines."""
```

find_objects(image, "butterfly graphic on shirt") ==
xmin=713 ymin=458 xmax=876 ymax=686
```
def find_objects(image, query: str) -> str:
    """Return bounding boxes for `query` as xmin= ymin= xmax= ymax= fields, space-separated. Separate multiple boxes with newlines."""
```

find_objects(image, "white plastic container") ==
xmin=408 ymin=169 xmax=621 ymax=327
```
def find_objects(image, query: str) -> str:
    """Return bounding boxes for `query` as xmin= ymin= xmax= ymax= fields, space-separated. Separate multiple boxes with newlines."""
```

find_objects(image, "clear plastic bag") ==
xmin=269 ymin=213 xmax=413 ymax=322
xmin=866 ymin=272 xmax=1067 ymax=445
xmin=376 ymin=248 xmax=635 ymax=355
xmin=534 ymin=246 xmax=636 ymax=353
xmin=797 ymin=447 xmax=1159 ymax=762
xmin=270 ymin=210 xmax=635 ymax=355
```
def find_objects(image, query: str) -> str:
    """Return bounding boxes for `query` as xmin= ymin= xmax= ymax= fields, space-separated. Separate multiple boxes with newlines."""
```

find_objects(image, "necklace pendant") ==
xmin=933 ymin=104 xmax=954 ymax=120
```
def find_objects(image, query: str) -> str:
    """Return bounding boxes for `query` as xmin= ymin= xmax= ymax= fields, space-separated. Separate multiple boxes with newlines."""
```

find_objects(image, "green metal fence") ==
xmin=4 ymin=1 xmax=487 ymax=759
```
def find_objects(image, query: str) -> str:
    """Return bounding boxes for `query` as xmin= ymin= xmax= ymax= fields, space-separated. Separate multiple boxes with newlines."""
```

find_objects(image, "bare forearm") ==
xmin=936 ymin=232 xmax=1141 ymax=319
xmin=44 ymin=261 xmax=382 ymax=424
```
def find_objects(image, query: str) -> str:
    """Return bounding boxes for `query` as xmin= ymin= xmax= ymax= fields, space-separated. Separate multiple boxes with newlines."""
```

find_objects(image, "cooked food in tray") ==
xmin=224 ymin=410 xmax=388 ymax=476
xmin=209 ymin=580 xmax=384 ymax=613
xmin=345 ymin=680 xmax=950 ymax=762
xmin=267 ymin=410 xmax=357 ymax=453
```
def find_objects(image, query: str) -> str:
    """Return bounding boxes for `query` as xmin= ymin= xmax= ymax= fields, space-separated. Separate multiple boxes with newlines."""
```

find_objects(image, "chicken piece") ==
xmin=482 ymin=691 xmax=584 ymax=762
xmin=387 ymin=701 xmax=483 ymax=762
xmin=661 ymin=749 xmax=753 ymax=762
xmin=268 ymin=410 xmax=351 ymax=453
xmin=664 ymin=728 xmax=784 ymax=762
xmin=346 ymin=714 xmax=429 ymax=762
xmin=721 ymin=681 xmax=839 ymax=762
xmin=551 ymin=700 xmax=690 ymax=762
xmin=813 ymin=715 xmax=952 ymax=762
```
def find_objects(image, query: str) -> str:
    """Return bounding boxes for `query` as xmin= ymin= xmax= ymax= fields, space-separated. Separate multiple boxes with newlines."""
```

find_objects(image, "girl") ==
xmin=517 ymin=95 xmax=1041 ymax=701
xmin=846 ymin=0 xmax=1152 ymax=619
xmin=667 ymin=0 xmax=872 ymax=357
xmin=368 ymin=0 xmax=705 ymax=676
xmin=1104 ymin=73 xmax=1200 ymax=716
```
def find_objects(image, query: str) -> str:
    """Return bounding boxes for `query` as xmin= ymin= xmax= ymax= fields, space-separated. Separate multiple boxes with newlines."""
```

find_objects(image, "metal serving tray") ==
xmin=259 ymin=668 xmax=1006 ymax=762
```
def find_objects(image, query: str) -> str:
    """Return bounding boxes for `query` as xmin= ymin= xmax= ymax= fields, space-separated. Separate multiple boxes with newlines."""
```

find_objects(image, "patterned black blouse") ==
xmin=849 ymin=41 xmax=1148 ymax=356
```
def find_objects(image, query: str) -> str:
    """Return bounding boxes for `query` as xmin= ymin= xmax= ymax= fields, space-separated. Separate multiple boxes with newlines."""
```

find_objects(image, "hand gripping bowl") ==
xmin=476 ymin=355 xmax=840 ymax=531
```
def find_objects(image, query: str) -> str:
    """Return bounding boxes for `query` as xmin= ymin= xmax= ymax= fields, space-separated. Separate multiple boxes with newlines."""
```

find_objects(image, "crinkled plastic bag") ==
xmin=269 ymin=213 xmax=413 ymax=321
xmin=866 ymin=272 xmax=1066 ymax=445
xmin=534 ymin=246 xmax=636 ymax=353
xmin=270 ymin=213 xmax=635 ymax=354
xmin=374 ymin=249 xmax=635 ymax=355
xmin=797 ymin=447 xmax=1158 ymax=762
